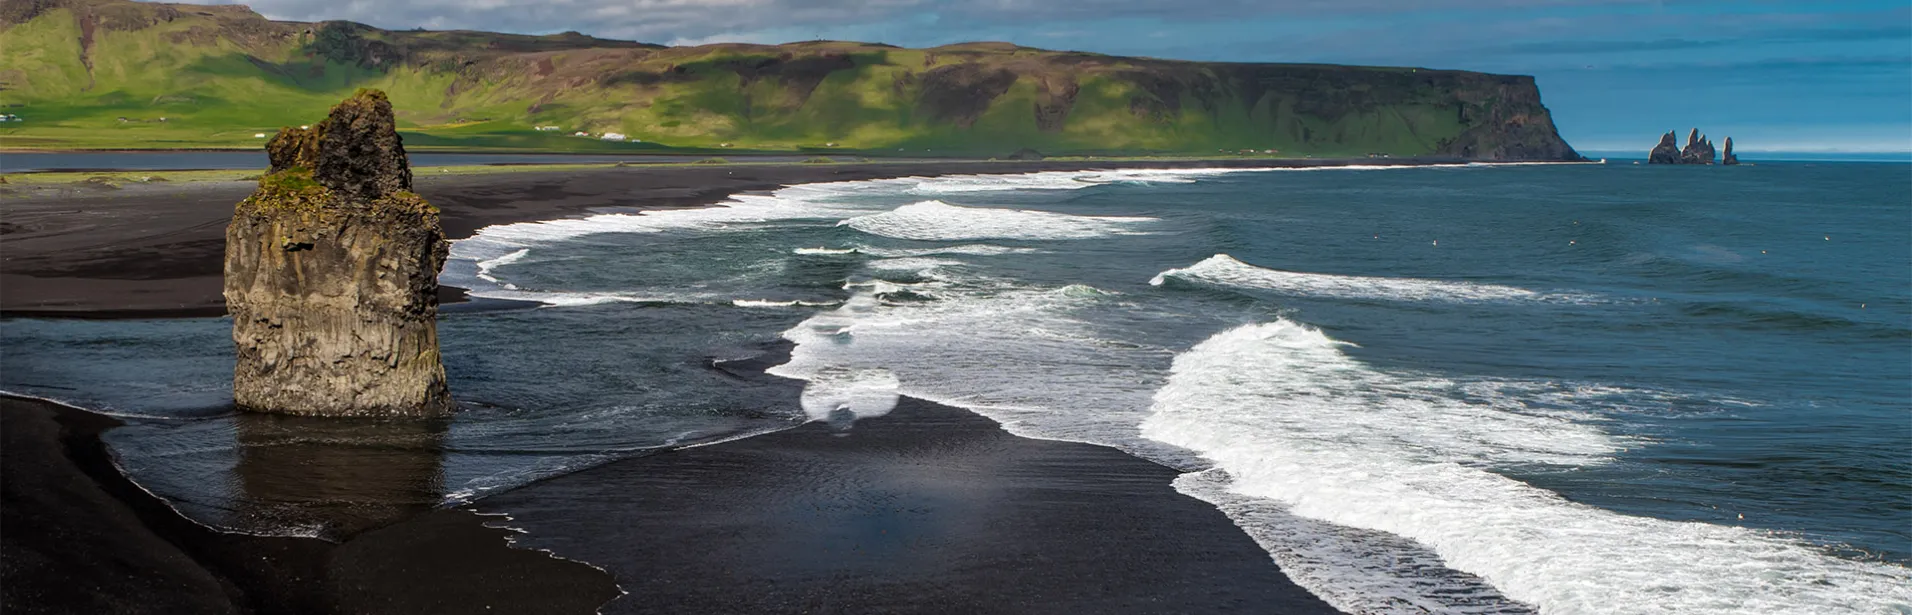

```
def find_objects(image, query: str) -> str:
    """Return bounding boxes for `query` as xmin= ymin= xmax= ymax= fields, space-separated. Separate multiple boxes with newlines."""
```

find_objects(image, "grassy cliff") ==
xmin=0 ymin=0 xmax=1582 ymax=159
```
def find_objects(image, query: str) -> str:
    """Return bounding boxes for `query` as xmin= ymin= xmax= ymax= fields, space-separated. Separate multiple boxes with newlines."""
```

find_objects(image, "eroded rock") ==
xmin=1679 ymin=128 xmax=1716 ymax=165
xmin=1650 ymin=128 xmax=1730 ymax=165
xmin=1649 ymin=131 xmax=1681 ymax=164
xmin=224 ymin=89 xmax=452 ymax=417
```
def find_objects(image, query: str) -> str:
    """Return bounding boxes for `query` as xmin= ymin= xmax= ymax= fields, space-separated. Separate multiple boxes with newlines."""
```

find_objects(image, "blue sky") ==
xmin=225 ymin=0 xmax=1912 ymax=152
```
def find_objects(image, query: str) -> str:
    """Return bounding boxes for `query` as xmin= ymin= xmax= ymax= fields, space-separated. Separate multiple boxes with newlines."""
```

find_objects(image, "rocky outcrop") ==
xmin=1649 ymin=131 xmax=1681 ymax=164
xmin=224 ymin=89 xmax=452 ymax=417
xmin=1679 ymin=129 xmax=1716 ymax=164
xmin=1649 ymin=128 xmax=1727 ymax=165
xmin=1722 ymin=137 xmax=1739 ymax=165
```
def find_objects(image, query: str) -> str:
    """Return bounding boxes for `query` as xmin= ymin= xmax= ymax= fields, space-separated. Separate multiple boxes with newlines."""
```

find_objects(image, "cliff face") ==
xmin=224 ymin=89 xmax=452 ymax=417
xmin=2 ymin=0 xmax=1583 ymax=160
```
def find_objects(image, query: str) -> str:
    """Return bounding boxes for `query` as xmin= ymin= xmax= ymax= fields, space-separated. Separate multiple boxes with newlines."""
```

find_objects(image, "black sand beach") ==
xmin=0 ymin=395 xmax=621 ymax=615
xmin=0 ymin=159 xmax=1380 ymax=613
xmin=484 ymin=394 xmax=1339 ymax=614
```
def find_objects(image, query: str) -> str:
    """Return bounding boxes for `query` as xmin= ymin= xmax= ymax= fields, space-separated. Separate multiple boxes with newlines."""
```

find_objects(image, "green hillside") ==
xmin=0 ymin=0 xmax=1582 ymax=159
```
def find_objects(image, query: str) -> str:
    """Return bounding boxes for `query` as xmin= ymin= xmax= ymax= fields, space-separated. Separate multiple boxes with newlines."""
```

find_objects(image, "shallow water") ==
xmin=4 ymin=161 xmax=1908 ymax=613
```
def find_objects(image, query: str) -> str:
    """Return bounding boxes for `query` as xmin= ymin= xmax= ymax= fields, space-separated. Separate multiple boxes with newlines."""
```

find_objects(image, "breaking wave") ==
xmin=1151 ymin=254 xmax=1590 ymax=303
xmin=1141 ymin=320 xmax=1912 ymax=614
xmin=841 ymin=200 xmax=1157 ymax=241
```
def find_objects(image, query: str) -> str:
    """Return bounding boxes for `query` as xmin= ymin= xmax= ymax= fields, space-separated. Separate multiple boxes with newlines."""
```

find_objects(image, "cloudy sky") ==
xmin=217 ymin=0 xmax=1910 ymax=152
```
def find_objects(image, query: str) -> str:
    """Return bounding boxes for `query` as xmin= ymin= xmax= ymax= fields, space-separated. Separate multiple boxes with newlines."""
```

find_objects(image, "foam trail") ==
xmin=1153 ymin=254 xmax=1588 ymax=303
xmin=475 ymin=248 xmax=530 ymax=285
xmin=1141 ymin=320 xmax=1912 ymax=614
xmin=907 ymin=168 xmax=1252 ymax=193
xmin=731 ymin=299 xmax=841 ymax=308
xmin=841 ymin=200 xmax=1156 ymax=241
xmin=860 ymin=244 xmax=1044 ymax=257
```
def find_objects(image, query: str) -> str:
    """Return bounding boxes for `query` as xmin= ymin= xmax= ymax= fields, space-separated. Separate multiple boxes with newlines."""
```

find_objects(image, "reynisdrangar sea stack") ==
xmin=224 ymin=89 xmax=453 ymax=417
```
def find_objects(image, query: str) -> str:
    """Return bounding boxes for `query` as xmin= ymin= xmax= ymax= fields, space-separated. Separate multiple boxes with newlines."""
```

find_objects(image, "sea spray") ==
xmin=1140 ymin=320 xmax=1912 ymax=614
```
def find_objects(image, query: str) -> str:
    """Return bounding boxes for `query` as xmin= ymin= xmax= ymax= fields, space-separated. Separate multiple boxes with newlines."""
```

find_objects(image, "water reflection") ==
xmin=231 ymin=413 xmax=448 ymax=540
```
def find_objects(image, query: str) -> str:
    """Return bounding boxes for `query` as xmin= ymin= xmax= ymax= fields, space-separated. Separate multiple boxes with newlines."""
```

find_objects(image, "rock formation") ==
xmin=1649 ymin=131 xmax=1682 ymax=164
xmin=1679 ymin=128 xmax=1716 ymax=164
xmin=1648 ymin=128 xmax=1726 ymax=165
xmin=224 ymin=89 xmax=453 ymax=417
xmin=1722 ymin=137 xmax=1739 ymax=165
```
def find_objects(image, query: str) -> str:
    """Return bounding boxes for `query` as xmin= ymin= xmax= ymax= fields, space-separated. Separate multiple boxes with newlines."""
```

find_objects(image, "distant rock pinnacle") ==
xmin=1647 ymin=128 xmax=1729 ymax=165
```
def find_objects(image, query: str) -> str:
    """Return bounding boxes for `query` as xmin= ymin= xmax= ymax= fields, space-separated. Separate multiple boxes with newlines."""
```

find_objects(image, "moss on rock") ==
xmin=225 ymin=89 xmax=452 ymax=417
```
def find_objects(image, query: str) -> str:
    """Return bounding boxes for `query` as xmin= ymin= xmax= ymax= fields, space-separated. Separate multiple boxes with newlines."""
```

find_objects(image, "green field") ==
xmin=0 ymin=0 xmax=1580 ymax=160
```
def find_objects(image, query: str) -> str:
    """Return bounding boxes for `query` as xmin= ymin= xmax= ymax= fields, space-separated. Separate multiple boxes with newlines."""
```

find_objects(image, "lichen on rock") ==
xmin=225 ymin=89 xmax=453 ymax=417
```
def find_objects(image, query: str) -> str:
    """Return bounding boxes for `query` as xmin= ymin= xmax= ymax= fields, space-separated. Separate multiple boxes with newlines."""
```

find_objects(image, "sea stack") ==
xmin=1723 ymin=137 xmax=1739 ymax=165
xmin=224 ymin=89 xmax=453 ymax=417
xmin=1648 ymin=128 xmax=1720 ymax=164
xmin=1679 ymin=128 xmax=1717 ymax=164
xmin=1648 ymin=131 xmax=1682 ymax=164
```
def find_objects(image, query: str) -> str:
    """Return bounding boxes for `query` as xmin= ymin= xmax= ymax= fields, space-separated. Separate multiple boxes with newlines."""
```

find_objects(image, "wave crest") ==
xmin=841 ymin=200 xmax=1156 ymax=241
xmin=1141 ymin=320 xmax=1912 ymax=614
xmin=1152 ymin=254 xmax=1585 ymax=303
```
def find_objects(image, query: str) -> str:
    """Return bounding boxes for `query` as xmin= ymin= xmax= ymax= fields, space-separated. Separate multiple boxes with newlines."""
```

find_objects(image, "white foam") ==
xmin=1140 ymin=320 xmax=1912 ymax=615
xmin=906 ymin=168 xmax=1251 ymax=193
xmin=797 ymin=367 xmax=901 ymax=423
xmin=1152 ymin=254 xmax=1588 ymax=303
xmin=475 ymin=248 xmax=530 ymax=284
xmin=840 ymin=200 xmax=1157 ymax=241
xmin=860 ymin=244 xmax=1045 ymax=257
xmin=793 ymin=247 xmax=860 ymax=255
xmin=771 ymin=267 xmax=1180 ymax=450
xmin=730 ymin=299 xmax=841 ymax=308
xmin=447 ymin=179 xmax=902 ymax=274
xmin=865 ymin=257 xmax=965 ymax=273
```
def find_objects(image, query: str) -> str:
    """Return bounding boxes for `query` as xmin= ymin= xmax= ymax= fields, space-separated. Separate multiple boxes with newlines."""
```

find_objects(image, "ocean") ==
xmin=4 ymin=161 xmax=1908 ymax=613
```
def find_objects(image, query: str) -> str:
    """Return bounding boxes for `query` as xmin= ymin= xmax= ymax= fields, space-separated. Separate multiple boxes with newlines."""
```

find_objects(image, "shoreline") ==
xmin=0 ymin=393 xmax=622 ymax=615
xmin=0 ymin=156 xmax=1468 ymax=318
xmin=1 ymin=156 xmax=1485 ymax=613
xmin=1 ymin=366 xmax=1346 ymax=614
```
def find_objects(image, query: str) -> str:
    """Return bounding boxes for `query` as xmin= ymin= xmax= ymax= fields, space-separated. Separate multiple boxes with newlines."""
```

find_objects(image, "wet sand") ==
xmin=0 ymin=395 xmax=621 ymax=615
xmin=484 ymin=393 xmax=1340 ymax=614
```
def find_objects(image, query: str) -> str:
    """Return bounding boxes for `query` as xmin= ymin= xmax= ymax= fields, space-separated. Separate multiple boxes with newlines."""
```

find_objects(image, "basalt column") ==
xmin=225 ymin=89 xmax=453 ymax=416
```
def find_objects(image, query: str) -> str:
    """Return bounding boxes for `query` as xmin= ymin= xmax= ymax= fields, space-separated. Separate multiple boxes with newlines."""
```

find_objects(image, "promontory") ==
xmin=1 ymin=0 xmax=1582 ymax=160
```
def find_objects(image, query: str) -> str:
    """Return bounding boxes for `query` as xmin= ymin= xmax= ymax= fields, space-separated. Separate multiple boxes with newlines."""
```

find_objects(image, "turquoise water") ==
xmin=4 ymin=161 xmax=1907 ymax=613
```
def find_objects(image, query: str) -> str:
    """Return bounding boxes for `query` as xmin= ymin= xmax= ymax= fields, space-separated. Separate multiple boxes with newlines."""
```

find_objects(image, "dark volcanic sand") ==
xmin=482 ymin=395 xmax=1341 ymax=614
xmin=0 ymin=157 xmax=1456 ymax=317
xmin=0 ymin=395 xmax=620 ymax=615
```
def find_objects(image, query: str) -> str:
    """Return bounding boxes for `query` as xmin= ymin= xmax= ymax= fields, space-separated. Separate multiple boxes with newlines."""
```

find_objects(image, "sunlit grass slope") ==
xmin=0 ymin=0 xmax=1580 ymax=159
